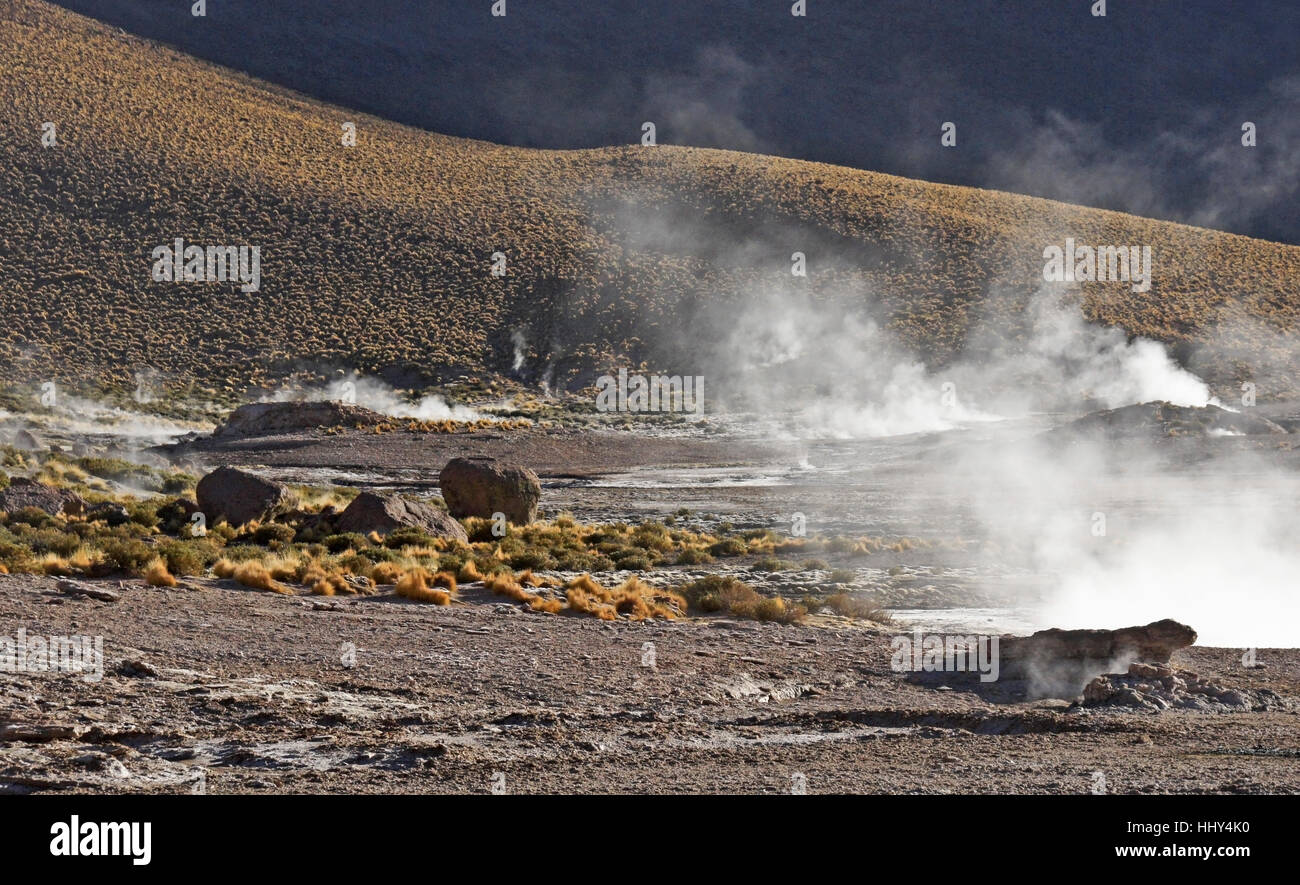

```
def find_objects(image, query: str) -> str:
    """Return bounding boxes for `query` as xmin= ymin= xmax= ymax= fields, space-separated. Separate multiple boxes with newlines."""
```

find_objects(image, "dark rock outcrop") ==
xmin=335 ymin=492 xmax=468 ymax=542
xmin=1001 ymin=619 xmax=1197 ymax=698
xmin=1052 ymin=401 xmax=1286 ymax=439
xmin=195 ymin=466 xmax=294 ymax=526
xmin=214 ymin=401 xmax=389 ymax=438
xmin=439 ymin=457 xmax=541 ymax=525
xmin=85 ymin=501 xmax=130 ymax=526
xmin=0 ymin=477 xmax=85 ymax=517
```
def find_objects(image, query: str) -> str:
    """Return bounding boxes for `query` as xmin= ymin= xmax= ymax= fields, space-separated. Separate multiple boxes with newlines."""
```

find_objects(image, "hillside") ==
xmin=2 ymin=0 xmax=1298 ymax=401
xmin=48 ymin=0 xmax=1300 ymax=244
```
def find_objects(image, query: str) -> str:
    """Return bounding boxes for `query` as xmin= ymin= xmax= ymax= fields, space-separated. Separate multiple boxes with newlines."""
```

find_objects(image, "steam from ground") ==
xmin=268 ymin=376 xmax=483 ymax=422
xmin=701 ymin=280 xmax=1294 ymax=647
xmin=955 ymin=432 xmax=1299 ymax=648
xmin=711 ymin=283 xmax=1212 ymax=439
xmin=4 ymin=396 xmax=202 ymax=446
xmin=510 ymin=330 xmax=528 ymax=373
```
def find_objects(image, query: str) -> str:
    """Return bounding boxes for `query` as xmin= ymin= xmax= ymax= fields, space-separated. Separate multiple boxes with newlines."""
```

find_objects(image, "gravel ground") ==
xmin=2 ymin=573 xmax=1297 ymax=794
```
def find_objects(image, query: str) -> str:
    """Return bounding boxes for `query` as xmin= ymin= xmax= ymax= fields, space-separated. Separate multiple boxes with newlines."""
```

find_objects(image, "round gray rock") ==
xmin=195 ymin=466 xmax=295 ymax=526
xmin=335 ymin=491 xmax=468 ymax=542
xmin=439 ymin=457 xmax=541 ymax=525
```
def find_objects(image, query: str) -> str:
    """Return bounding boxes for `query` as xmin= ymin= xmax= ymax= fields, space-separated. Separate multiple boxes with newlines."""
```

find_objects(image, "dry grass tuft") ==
xmin=144 ymin=558 xmax=177 ymax=587
xmin=370 ymin=561 xmax=403 ymax=585
xmin=562 ymin=574 xmax=685 ymax=620
xmin=232 ymin=561 xmax=291 ymax=594
xmin=394 ymin=568 xmax=451 ymax=604
xmin=678 ymin=575 xmax=805 ymax=624
xmin=821 ymin=592 xmax=891 ymax=622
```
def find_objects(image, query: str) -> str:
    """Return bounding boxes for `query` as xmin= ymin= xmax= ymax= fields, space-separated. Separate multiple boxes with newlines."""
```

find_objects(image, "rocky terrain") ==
xmin=3 ymin=0 xmax=1298 ymax=798
xmin=3 ymin=572 xmax=1298 ymax=795
xmin=0 ymin=406 xmax=1297 ymax=794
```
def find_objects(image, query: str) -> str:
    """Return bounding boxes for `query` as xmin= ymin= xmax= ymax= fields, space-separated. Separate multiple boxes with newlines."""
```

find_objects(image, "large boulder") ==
xmin=0 ymin=477 xmax=85 ymax=517
xmin=195 ymin=466 xmax=295 ymax=526
xmin=1001 ymin=619 xmax=1197 ymax=697
xmin=215 ymin=401 xmax=389 ymax=438
xmin=335 ymin=491 xmax=468 ymax=542
xmin=439 ymin=457 xmax=541 ymax=524
xmin=12 ymin=429 xmax=43 ymax=451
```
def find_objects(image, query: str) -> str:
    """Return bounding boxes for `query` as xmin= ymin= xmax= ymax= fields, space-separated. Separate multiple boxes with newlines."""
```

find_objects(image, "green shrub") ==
xmin=158 ymin=539 xmax=221 ymax=576
xmin=613 ymin=551 xmax=652 ymax=571
xmin=323 ymin=533 xmax=367 ymax=553
xmin=126 ymin=500 xmax=161 ymax=529
xmin=383 ymin=527 xmax=435 ymax=549
xmin=9 ymin=507 xmax=55 ymax=528
xmin=156 ymin=498 xmax=196 ymax=534
xmin=508 ymin=548 xmax=555 ymax=570
xmin=101 ymin=538 xmax=153 ymax=572
xmin=707 ymin=537 xmax=747 ymax=557
xmin=674 ymin=548 xmax=712 ymax=565
xmin=22 ymin=527 xmax=81 ymax=557
xmin=251 ymin=523 xmax=296 ymax=546
xmin=356 ymin=546 xmax=401 ymax=564
xmin=220 ymin=544 xmax=269 ymax=563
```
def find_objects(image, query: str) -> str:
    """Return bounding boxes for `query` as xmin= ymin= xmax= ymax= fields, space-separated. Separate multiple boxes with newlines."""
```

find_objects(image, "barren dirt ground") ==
xmin=2 ymin=572 xmax=1298 ymax=794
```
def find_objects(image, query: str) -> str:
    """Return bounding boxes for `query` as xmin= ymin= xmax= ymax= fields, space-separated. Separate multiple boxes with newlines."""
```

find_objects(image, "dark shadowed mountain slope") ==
xmin=48 ymin=0 xmax=1300 ymax=244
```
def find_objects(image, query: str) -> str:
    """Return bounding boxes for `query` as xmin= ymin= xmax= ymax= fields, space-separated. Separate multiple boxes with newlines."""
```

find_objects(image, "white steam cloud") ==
xmin=268 ymin=376 xmax=484 ymax=422
xmin=713 ymin=283 xmax=1213 ymax=439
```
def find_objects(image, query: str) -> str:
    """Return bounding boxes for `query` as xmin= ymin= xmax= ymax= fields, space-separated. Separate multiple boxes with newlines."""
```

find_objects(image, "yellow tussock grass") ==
xmin=144 ymin=558 xmax=177 ymax=587
xmin=395 ymin=569 xmax=451 ymax=604
xmin=370 ymin=561 xmax=403 ymax=585
xmin=233 ymin=561 xmax=291 ymax=594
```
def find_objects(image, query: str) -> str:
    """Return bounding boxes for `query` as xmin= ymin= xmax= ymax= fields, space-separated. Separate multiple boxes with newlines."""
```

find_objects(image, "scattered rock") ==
xmin=439 ymin=457 xmax=541 ymax=524
xmin=0 ymin=478 xmax=85 ymax=517
xmin=215 ymin=400 xmax=390 ymax=438
xmin=0 ymin=723 xmax=85 ymax=742
xmin=334 ymin=491 xmax=469 ymax=542
xmin=1082 ymin=661 xmax=1286 ymax=713
xmin=56 ymin=579 xmax=119 ymax=602
xmin=195 ymin=466 xmax=295 ymax=526
xmin=70 ymin=752 xmax=130 ymax=778
xmin=117 ymin=659 xmax=158 ymax=678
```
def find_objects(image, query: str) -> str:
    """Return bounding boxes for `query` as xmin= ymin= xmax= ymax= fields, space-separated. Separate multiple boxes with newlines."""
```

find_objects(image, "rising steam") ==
xmin=268 ymin=376 xmax=483 ymax=422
